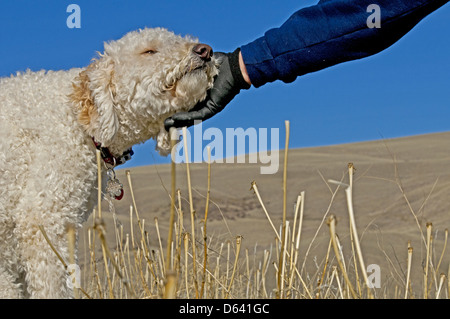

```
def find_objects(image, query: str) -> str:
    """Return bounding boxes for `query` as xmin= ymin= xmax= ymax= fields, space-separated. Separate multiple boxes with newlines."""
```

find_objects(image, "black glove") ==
xmin=164 ymin=48 xmax=251 ymax=131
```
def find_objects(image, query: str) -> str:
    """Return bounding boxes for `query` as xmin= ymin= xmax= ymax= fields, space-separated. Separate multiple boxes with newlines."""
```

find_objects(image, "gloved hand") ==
xmin=164 ymin=48 xmax=251 ymax=131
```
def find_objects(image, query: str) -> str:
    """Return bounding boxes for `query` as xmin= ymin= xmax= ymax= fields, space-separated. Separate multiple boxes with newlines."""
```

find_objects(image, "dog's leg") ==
xmin=18 ymin=224 xmax=73 ymax=299
xmin=0 ymin=209 xmax=24 ymax=298
xmin=0 ymin=265 xmax=23 ymax=299
xmin=8 ymin=132 xmax=95 ymax=298
xmin=19 ymin=224 xmax=73 ymax=299
xmin=13 ymin=207 xmax=74 ymax=299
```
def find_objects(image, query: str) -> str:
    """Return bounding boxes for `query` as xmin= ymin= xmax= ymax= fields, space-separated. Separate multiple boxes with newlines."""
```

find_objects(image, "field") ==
xmin=72 ymin=130 xmax=450 ymax=299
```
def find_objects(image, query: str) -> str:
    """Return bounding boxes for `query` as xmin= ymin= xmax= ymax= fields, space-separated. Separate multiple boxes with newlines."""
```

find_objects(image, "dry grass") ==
xmin=41 ymin=126 xmax=450 ymax=299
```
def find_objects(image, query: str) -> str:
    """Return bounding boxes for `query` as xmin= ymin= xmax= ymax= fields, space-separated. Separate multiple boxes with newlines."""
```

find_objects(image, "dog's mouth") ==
xmin=165 ymin=57 xmax=214 ymax=90
xmin=186 ymin=57 xmax=211 ymax=73
xmin=162 ymin=44 xmax=217 ymax=96
xmin=188 ymin=64 xmax=206 ymax=73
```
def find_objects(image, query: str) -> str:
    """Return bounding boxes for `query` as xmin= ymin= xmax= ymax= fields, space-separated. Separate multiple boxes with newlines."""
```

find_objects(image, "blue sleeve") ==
xmin=240 ymin=0 xmax=449 ymax=88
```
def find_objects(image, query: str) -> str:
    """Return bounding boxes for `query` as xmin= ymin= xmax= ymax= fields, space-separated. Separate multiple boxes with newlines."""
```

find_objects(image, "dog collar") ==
xmin=92 ymin=138 xmax=134 ymax=201
xmin=92 ymin=137 xmax=134 ymax=167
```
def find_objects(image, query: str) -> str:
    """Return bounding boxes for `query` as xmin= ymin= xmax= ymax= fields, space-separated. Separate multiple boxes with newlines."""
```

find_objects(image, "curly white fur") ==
xmin=0 ymin=27 xmax=218 ymax=298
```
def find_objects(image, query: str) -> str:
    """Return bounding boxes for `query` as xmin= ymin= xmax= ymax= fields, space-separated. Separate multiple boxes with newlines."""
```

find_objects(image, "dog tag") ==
xmin=106 ymin=169 xmax=124 ymax=200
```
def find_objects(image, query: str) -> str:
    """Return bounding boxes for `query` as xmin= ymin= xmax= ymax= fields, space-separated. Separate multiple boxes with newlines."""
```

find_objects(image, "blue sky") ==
xmin=1 ymin=1 xmax=449 ymax=168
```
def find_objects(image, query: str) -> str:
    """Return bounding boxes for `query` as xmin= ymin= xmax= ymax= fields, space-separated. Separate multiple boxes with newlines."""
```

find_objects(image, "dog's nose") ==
xmin=193 ymin=43 xmax=213 ymax=61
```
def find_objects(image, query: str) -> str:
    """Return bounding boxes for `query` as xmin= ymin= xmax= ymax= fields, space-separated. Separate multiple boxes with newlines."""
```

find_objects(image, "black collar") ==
xmin=92 ymin=137 xmax=134 ymax=167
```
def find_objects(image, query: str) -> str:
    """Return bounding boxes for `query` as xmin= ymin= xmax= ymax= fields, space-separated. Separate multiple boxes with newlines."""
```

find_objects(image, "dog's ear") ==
xmin=71 ymin=53 xmax=119 ymax=146
xmin=86 ymin=54 xmax=119 ymax=146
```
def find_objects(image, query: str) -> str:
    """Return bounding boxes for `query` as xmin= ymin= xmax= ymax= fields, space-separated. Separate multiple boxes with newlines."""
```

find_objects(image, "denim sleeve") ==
xmin=240 ymin=0 xmax=449 ymax=87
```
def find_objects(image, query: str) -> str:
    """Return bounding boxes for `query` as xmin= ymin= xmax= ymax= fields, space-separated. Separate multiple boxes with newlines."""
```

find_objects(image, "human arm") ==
xmin=165 ymin=0 xmax=449 ymax=130
xmin=241 ymin=0 xmax=449 ymax=87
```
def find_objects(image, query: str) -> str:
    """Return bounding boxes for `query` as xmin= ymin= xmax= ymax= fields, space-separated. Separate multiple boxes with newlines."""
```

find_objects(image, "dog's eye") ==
xmin=142 ymin=49 xmax=157 ymax=55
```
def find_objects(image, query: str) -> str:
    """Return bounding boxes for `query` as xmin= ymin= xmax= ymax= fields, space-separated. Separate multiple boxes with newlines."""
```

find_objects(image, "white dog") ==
xmin=0 ymin=27 xmax=218 ymax=298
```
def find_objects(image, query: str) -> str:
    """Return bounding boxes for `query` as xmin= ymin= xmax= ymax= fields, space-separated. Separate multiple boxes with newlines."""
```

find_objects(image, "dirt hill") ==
xmin=81 ymin=131 xmax=450 ymax=297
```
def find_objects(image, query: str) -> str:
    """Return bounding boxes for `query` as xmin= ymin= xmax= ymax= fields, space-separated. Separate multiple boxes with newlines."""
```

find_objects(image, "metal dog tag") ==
xmin=105 ymin=169 xmax=124 ymax=200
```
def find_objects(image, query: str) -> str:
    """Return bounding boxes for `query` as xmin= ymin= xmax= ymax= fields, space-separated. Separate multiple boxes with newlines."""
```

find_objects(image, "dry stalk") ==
xmin=277 ymin=120 xmax=290 ymax=299
xmin=96 ymin=150 xmax=102 ymax=219
xmin=182 ymin=127 xmax=199 ymax=298
xmin=288 ymin=193 xmax=304 ymax=291
xmin=165 ymin=127 xmax=177 ymax=272
xmin=346 ymin=163 xmax=373 ymax=299
xmin=38 ymin=225 xmax=68 ymax=269
xmin=200 ymin=146 xmax=212 ymax=299
xmin=302 ymin=178 xmax=342 ymax=274
xmin=405 ymin=245 xmax=413 ymax=299
xmin=163 ymin=271 xmax=177 ymax=299
xmin=279 ymin=221 xmax=290 ymax=298
xmin=324 ymin=265 xmax=338 ymax=299
xmin=88 ymin=228 xmax=103 ymax=297
xmin=94 ymin=219 xmax=135 ymax=298
xmin=126 ymin=170 xmax=151 ymax=262
xmin=175 ymin=189 xmax=184 ymax=276
xmin=129 ymin=206 xmax=135 ymax=248
xmin=382 ymin=140 xmax=427 ymax=246
xmin=183 ymin=232 xmax=190 ymax=299
xmin=448 ymin=263 xmax=450 ymax=298
xmin=316 ymin=237 xmax=333 ymax=298
xmin=328 ymin=265 xmax=344 ymax=299
xmin=436 ymin=273 xmax=446 ymax=299
xmin=327 ymin=214 xmax=358 ymax=298
xmin=424 ymin=222 xmax=432 ymax=299
xmin=225 ymin=236 xmax=242 ymax=299
xmin=250 ymin=181 xmax=280 ymax=241
xmin=154 ymin=217 xmax=165 ymax=276
xmin=38 ymin=225 xmax=92 ymax=299
xmin=67 ymin=225 xmax=79 ymax=299
xmin=349 ymin=222 xmax=361 ymax=296
xmin=436 ymin=229 xmax=448 ymax=281
xmin=95 ymin=150 xmax=114 ymax=298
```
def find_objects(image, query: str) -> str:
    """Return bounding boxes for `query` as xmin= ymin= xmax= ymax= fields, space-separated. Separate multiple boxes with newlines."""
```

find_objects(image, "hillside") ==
xmin=81 ymin=131 xmax=450 ymax=297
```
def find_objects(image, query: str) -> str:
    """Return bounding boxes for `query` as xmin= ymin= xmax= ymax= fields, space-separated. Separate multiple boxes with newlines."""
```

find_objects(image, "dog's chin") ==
xmin=174 ymin=70 xmax=214 ymax=106
xmin=189 ymin=64 xmax=209 ymax=73
xmin=185 ymin=60 xmax=216 ymax=80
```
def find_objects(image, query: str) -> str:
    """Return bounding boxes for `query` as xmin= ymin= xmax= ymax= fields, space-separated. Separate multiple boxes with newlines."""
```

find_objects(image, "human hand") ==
xmin=164 ymin=49 xmax=251 ymax=131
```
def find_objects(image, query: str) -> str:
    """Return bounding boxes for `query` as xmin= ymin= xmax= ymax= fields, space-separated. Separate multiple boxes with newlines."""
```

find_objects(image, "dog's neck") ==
xmin=70 ymin=69 xmax=137 ymax=164
xmin=92 ymin=137 xmax=134 ymax=167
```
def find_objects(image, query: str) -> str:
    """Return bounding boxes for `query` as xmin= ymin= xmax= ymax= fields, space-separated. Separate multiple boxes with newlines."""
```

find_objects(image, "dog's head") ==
xmin=71 ymin=27 xmax=218 ymax=149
